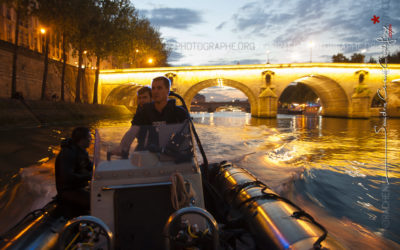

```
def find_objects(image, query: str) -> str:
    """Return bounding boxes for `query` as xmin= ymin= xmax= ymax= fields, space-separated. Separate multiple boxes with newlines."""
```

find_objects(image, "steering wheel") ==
xmin=164 ymin=206 xmax=219 ymax=250
xmin=58 ymin=216 xmax=113 ymax=250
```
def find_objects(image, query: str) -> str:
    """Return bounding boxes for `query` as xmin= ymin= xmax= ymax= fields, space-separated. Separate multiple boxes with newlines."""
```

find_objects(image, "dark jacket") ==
xmin=55 ymin=138 xmax=93 ymax=194
xmin=131 ymin=99 xmax=188 ymax=151
xmin=132 ymin=99 xmax=188 ymax=126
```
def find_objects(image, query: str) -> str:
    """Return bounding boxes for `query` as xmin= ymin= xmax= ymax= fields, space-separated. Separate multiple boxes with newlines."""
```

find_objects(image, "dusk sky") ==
xmin=134 ymin=0 xmax=400 ymax=101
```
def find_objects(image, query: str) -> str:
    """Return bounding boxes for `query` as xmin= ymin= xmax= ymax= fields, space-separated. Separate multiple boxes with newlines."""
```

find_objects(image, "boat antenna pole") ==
xmin=169 ymin=91 xmax=209 ymax=170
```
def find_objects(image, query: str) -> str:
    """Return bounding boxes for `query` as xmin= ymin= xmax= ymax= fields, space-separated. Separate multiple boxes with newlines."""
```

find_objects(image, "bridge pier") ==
xmin=256 ymin=87 xmax=277 ymax=118
xmin=348 ymin=83 xmax=371 ymax=118
xmin=349 ymin=96 xmax=371 ymax=118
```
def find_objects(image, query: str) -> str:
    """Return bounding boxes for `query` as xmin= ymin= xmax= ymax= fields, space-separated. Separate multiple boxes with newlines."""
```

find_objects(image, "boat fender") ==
xmin=210 ymin=161 xmax=335 ymax=249
xmin=238 ymin=186 xmax=328 ymax=249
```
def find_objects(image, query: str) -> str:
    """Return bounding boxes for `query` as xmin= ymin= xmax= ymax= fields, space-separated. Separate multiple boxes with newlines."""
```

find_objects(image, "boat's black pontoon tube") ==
xmin=0 ymin=201 xmax=65 ymax=249
xmin=206 ymin=161 xmax=343 ymax=249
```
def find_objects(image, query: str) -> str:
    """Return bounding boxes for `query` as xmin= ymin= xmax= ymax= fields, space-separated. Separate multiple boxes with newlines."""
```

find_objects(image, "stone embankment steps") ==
xmin=0 ymin=98 xmax=132 ymax=128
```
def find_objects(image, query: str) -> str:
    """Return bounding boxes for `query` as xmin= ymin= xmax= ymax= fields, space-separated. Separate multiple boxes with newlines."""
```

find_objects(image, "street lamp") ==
xmin=40 ymin=27 xmax=50 ymax=100
xmin=39 ymin=27 xmax=46 ymax=52
xmin=266 ymin=50 xmax=270 ymax=64
xmin=308 ymin=41 xmax=314 ymax=63
xmin=147 ymin=58 xmax=154 ymax=64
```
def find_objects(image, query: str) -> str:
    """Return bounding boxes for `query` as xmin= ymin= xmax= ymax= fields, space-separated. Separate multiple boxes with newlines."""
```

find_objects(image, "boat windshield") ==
xmin=93 ymin=122 xmax=196 ymax=166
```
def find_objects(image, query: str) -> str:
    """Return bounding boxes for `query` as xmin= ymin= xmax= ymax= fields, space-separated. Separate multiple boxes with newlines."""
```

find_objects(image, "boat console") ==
xmin=90 ymin=124 xmax=206 ymax=249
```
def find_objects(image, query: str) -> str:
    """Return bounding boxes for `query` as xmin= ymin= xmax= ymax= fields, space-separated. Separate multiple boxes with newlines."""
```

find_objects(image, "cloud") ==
xmin=169 ymin=62 xmax=193 ymax=67
xmin=144 ymin=0 xmax=400 ymax=66
xmin=165 ymin=38 xmax=179 ymax=44
xmin=237 ymin=59 xmax=264 ymax=65
xmin=164 ymin=38 xmax=186 ymax=62
xmin=231 ymin=0 xmax=316 ymax=37
xmin=202 ymin=59 xmax=237 ymax=66
xmin=168 ymin=51 xmax=185 ymax=62
xmin=320 ymin=54 xmax=333 ymax=62
xmin=203 ymin=58 xmax=264 ymax=66
xmin=225 ymin=0 xmax=400 ymax=51
xmin=142 ymin=8 xmax=203 ymax=29
xmin=216 ymin=21 xmax=226 ymax=30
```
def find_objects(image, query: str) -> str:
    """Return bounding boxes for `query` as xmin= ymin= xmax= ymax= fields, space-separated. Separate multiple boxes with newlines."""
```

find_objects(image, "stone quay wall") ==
xmin=0 ymin=40 xmax=95 ymax=103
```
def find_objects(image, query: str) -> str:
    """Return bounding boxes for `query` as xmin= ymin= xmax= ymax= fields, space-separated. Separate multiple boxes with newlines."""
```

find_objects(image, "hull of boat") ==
xmin=0 ymin=201 xmax=67 ymax=250
xmin=1 ymin=162 xmax=344 ymax=249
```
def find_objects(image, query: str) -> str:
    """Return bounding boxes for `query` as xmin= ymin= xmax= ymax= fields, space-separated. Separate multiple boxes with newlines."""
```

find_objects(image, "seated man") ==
xmin=55 ymin=127 xmax=93 ymax=212
xmin=118 ymin=86 xmax=152 ymax=156
xmin=136 ymin=86 xmax=152 ymax=109
xmin=119 ymin=76 xmax=188 ymax=154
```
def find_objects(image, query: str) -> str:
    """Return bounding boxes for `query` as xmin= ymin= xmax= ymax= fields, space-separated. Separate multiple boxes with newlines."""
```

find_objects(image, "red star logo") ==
xmin=371 ymin=15 xmax=380 ymax=24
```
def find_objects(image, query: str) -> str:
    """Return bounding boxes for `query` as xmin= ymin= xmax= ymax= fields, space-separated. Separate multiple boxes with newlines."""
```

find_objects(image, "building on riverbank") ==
xmin=0 ymin=3 xmax=116 ymax=102
xmin=0 ymin=3 xmax=113 ymax=70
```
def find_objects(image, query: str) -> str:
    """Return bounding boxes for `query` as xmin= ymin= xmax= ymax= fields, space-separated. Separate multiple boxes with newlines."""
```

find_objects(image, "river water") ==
xmin=0 ymin=112 xmax=399 ymax=249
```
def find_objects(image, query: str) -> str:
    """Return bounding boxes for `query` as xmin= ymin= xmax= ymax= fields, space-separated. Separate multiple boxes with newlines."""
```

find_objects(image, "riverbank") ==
xmin=0 ymin=98 xmax=132 ymax=129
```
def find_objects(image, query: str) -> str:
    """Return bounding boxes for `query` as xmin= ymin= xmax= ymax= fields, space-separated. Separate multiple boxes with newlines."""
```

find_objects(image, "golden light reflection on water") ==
xmin=192 ymin=112 xmax=400 ymax=246
xmin=245 ymin=115 xmax=400 ymax=180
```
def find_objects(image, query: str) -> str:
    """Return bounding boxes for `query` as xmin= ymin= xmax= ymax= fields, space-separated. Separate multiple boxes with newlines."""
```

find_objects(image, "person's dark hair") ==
xmin=137 ymin=86 xmax=152 ymax=97
xmin=152 ymin=76 xmax=170 ymax=90
xmin=71 ymin=127 xmax=90 ymax=144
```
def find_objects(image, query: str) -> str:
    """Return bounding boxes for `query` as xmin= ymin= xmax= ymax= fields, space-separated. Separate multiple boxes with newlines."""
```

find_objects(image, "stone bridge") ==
xmin=99 ymin=63 xmax=400 ymax=118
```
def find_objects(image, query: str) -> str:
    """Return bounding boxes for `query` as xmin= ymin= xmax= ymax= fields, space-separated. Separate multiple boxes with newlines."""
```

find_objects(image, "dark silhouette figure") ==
xmin=55 ymin=127 xmax=93 ymax=214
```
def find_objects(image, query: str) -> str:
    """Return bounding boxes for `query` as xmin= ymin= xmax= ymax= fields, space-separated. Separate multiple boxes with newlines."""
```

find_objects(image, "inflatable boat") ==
xmin=0 ymin=93 xmax=343 ymax=249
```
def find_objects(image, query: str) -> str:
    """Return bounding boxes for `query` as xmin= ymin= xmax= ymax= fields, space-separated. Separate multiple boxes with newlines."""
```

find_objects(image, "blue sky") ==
xmin=133 ymin=0 xmax=399 ymax=101
xmin=134 ymin=0 xmax=399 ymax=66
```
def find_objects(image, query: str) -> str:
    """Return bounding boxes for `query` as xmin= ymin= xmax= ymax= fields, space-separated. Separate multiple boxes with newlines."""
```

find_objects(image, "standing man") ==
xmin=117 ymin=76 xmax=188 ymax=155
xmin=133 ymin=76 xmax=187 ymax=125
xmin=55 ymin=127 xmax=93 ymax=213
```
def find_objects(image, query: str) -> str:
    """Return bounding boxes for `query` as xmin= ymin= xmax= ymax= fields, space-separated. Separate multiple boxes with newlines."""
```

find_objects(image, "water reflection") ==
xmin=192 ymin=112 xmax=400 ymax=246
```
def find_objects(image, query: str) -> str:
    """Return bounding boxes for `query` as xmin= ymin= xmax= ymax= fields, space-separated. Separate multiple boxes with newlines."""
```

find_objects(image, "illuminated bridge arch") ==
xmin=104 ymin=84 xmax=142 ymax=107
xmin=183 ymin=78 xmax=258 ymax=114
xmin=279 ymin=75 xmax=350 ymax=117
